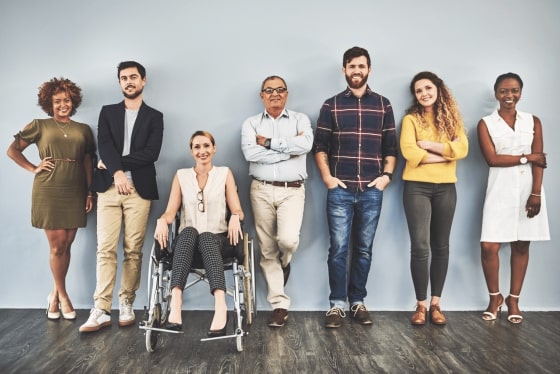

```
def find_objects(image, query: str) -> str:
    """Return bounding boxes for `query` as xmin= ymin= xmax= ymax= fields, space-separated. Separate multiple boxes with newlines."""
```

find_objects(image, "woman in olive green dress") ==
xmin=7 ymin=77 xmax=95 ymax=320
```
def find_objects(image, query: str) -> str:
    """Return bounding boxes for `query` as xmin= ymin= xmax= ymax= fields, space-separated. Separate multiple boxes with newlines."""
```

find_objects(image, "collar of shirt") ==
xmin=343 ymin=85 xmax=374 ymax=98
xmin=263 ymin=108 xmax=289 ymax=120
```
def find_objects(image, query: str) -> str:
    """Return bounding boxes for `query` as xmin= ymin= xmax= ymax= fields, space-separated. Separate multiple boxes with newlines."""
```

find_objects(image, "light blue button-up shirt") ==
xmin=241 ymin=108 xmax=313 ymax=182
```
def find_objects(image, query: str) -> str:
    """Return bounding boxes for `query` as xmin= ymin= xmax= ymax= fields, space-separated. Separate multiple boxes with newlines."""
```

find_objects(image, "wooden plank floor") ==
xmin=0 ymin=309 xmax=558 ymax=373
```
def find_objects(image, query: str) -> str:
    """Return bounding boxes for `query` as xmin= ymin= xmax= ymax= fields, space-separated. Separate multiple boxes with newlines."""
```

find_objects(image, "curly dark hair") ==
xmin=37 ymin=77 xmax=82 ymax=117
xmin=406 ymin=71 xmax=464 ymax=140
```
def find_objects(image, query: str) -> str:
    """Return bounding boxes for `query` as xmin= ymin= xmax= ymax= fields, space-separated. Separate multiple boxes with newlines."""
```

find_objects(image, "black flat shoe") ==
xmin=164 ymin=322 xmax=183 ymax=331
xmin=207 ymin=314 xmax=228 ymax=337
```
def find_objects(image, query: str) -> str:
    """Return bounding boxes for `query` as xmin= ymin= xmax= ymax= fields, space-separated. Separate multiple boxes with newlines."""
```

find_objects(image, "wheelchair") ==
xmin=139 ymin=214 xmax=256 ymax=352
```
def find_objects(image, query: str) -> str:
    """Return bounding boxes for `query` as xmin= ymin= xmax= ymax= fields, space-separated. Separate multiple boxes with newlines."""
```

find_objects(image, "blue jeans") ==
xmin=326 ymin=186 xmax=383 ymax=309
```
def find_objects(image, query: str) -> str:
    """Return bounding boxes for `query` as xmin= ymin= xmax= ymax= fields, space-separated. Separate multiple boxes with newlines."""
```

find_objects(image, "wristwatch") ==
xmin=382 ymin=171 xmax=393 ymax=181
xmin=264 ymin=138 xmax=271 ymax=149
xmin=520 ymin=154 xmax=528 ymax=165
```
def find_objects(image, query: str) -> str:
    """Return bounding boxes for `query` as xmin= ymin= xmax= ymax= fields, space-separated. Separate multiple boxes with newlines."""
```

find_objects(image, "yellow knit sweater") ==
xmin=400 ymin=113 xmax=468 ymax=183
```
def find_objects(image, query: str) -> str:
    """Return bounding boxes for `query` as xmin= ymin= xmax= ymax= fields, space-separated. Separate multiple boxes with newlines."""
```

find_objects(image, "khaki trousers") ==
xmin=93 ymin=185 xmax=152 ymax=312
xmin=250 ymin=180 xmax=305 ymax=310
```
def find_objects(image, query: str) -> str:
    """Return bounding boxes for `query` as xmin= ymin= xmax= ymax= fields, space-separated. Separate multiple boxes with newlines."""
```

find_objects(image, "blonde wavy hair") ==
xmin=406 ymin=71 xmax=464 ymax=140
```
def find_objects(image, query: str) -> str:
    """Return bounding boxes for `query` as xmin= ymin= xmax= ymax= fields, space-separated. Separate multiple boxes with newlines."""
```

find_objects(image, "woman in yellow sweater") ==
xmin=400 ymin=71 xmax=468 ymax=325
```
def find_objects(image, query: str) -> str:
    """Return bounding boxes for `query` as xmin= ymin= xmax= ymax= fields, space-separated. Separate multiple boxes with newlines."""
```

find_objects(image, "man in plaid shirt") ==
xmin=313 ymin=46 xmax=397 ymax=328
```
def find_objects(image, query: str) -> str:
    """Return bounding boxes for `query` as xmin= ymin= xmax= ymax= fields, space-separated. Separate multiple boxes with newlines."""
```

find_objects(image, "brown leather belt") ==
xmin=254 ymin=179 xmax=303 ymax=188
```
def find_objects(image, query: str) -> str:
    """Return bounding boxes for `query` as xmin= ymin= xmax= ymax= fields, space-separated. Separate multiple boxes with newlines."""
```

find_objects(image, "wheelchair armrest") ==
xmin=154 ymin=240 xmax=171 ymax=262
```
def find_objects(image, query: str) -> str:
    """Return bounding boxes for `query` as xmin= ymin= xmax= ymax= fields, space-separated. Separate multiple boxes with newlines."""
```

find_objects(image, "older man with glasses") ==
xmin=241 ymin=75 xmax=313 ymax=328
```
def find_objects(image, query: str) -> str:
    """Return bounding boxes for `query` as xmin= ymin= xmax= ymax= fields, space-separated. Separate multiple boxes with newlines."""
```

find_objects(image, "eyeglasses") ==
xmin=498 ymin=88 xmax=521 ymax=95
xmin=197 ymin=190 xmax=205 ymax=212
xmin=261 ymin=87 xmax=287 ymax=95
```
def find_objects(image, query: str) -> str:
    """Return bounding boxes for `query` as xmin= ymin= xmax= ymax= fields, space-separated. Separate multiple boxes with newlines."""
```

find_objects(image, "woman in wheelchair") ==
xmin=153 ymin=130 xmax=244 ymax=336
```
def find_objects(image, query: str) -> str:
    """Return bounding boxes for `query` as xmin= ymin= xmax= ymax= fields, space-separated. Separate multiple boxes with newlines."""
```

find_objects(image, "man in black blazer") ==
xmin=80 ymin=61 xmax=164 ymax=333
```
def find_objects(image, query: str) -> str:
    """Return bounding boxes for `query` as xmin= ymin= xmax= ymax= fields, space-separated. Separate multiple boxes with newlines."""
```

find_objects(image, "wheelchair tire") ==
xmin=242 ymin=233 xmax=254 ymax=325
xmin=236 ymin=333 xmax=243 ymax=352
xmin=146 ymin=303 xmax=161 ymax=353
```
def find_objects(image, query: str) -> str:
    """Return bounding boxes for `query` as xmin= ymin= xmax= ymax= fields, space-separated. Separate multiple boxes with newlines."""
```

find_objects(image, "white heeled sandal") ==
xmin=482 ymin=292 xmax=504 ymax=321
xmin=506 ymin=294 xmax=523 ymax=324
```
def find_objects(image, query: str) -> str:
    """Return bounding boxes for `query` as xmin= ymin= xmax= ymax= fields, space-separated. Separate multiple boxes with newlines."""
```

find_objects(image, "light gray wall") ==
xmin=1 ymin=0 xmax=557 ymax=311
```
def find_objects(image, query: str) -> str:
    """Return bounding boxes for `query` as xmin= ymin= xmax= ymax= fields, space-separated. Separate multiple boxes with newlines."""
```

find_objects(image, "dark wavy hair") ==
xmin=406 ymin=71 xmax=464 ymax=140
xmin=37 ymin=77 xmax=82 ymax=117
xmin=190 ymin=130 xmax=216 ymax=149
xmin=343 ymin=46 xmax=371 ymax=68
xmin=493 ymin=72 xmax=523 ymax=92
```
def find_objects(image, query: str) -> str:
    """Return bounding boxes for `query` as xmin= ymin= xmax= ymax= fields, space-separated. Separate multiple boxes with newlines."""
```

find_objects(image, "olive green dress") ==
xmin=15 ymin=118 xmax=95 ymax=229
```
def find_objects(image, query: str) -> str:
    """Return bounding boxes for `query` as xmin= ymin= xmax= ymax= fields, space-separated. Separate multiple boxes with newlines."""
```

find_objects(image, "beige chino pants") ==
xmin=250 ymin=180 xmax=305 ymax=310
xmin=93 ymin=185 xmax=151 ymax=312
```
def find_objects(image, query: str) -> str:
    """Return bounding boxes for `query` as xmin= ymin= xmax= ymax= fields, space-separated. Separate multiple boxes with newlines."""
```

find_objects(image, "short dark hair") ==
xmin=343 ymin=46 xmax=371 ymax=68
xmin=117 ymin=61 xmax=146 ymax=79
xmin=493 ymin=72 xmax=523 ymax=92
xmin=261 ymin=75 xmax=287 ymax=91
xmin=37 ymin=77 xmax=82 ymax=117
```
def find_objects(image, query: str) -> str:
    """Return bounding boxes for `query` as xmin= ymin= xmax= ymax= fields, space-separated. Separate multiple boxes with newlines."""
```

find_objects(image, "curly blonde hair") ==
xmin=406 ymin=71 xmax=464 ymax=140
xmin=37 ymin=77 xmax=82 ymax=117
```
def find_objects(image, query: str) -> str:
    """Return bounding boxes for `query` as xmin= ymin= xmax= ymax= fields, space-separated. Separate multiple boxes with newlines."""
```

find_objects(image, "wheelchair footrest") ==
xmin=139 ymin=325 xmax=184 ymax=334
xmin=200 ymin=330 xmax=246 ymax=342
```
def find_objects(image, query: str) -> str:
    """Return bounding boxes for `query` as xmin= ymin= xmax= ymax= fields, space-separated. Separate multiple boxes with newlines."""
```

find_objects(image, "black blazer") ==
xmin=90 ymin=101 xmax=164 ymax=200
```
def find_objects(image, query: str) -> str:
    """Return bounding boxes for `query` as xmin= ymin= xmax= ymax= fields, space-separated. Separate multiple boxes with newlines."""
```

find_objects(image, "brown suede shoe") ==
xmin=267 ymin=308 xmax=288 ymax=327
xmin=429 ymin=304 xmax=447 ymax=325
xmin=411 ymin=304 xmax=427 ymax=325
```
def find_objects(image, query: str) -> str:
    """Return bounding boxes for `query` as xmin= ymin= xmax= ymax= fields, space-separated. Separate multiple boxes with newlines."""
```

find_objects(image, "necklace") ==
xmin=53 ymin=118 xmax=70 ymax=138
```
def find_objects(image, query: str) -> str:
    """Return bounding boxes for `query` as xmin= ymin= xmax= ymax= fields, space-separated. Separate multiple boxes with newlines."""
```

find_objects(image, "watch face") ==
xmin=520 ymin=157 xmax=528 ymax=164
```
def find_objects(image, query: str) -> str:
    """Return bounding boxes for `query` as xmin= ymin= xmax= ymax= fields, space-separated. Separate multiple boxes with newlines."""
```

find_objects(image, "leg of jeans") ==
xmin=403 ymin=182 xmax=432 ymax=302
xmin=119 ymin=191 xmax=151 ymax=304
xmin=348 ymin=187 xmax=383 ymax=304
xmin=198 ymin=232 xmax=226 ymax=293
xmin=94 ymin=186 xmax=122 ymax=312
xmin=170 ymin=227 xmax=198 ymax=290
xmin=251 ymin=181 xmax=289 ymax=309
xmin=326 ymin=187 xmax=354 ymax=308
xmin=276 ymin=186 xmax=305 ymax=267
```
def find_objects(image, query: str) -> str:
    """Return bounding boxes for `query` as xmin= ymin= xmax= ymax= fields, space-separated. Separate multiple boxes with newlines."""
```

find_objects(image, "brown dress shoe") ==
xmin=411 ymin=304 xmax=427 ymax=325
xmin=429 ymin=304 xmax=447 ymax=325
xmin=267 ymin=308 xmax=288 ymax=327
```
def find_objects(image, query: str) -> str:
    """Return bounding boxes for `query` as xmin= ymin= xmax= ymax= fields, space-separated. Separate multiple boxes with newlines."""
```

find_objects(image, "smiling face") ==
xmin=119 ymin=67 xmax=146 ymax=99
xmin=343 ymin=55 xmax=371 ymax=90
xmin=260 ymin=77 xmax=288 ymax=117
xmin=495 ymin=77 xmax=522 ymax=110
xmin=190 ymin=134 xmax=216 ymax=165
xmin=52 ymin=91 xmax=73 ymax=121
xmin=414 ymin=78 xmax=438 ymax=111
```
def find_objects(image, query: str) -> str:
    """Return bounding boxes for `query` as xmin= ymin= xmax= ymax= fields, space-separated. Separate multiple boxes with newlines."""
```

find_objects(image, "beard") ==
xmin=123 ymin=86 xmax=144 ymax=99
xmin=345 ymin=73 xmax=368 ymax=90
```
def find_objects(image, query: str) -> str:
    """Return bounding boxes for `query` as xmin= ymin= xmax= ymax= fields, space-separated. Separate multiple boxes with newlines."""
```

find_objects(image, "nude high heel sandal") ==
xmin=506 ymin=294 xmax=523 ymax=324
xmin=482 ymin=292 xmax=503 ymax=321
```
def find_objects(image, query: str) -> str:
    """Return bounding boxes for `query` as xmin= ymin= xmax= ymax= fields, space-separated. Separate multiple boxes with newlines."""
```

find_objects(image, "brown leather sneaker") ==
xmin=429 ymin=304 xmax=447 ymax=325
xmin=324 ymin=307 xmax=346 ymax=328
xmin=350 ymin=303 xmax=373 ymax=325
xmin=411 ymin=304 xmax=427 ymax=325
xmin=267 ymin=308 xmax=288 ymax=327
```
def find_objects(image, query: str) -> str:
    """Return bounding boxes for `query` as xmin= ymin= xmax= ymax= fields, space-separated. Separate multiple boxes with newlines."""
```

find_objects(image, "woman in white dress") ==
xmin=477 ymin=73 xmax=549 ymax=324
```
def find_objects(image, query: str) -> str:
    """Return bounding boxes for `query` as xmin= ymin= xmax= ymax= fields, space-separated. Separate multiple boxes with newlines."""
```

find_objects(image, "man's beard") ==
xmin=345 ymin=73 xmax=368 ymax=90
xmin=123 ymin=87 xmax=143 ymax=99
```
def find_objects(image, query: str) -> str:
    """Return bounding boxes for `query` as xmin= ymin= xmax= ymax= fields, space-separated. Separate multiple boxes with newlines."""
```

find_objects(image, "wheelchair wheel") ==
xmin=236 ymin=333 xmax=243 ymax=352
xmin=146 ymin=303 xmax=161 ymax=353
xmin=159 ymin=261 xmax=173 ymax=324
xmin=242 ymin=233 xmax=256 ymax=325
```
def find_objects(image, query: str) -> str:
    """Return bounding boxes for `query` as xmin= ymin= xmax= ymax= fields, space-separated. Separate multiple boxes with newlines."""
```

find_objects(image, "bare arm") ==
xmin=225 ymin=169 xmax=244 ymax=245
xmin=154 ymin=174 xmax=182 ymax=248
xmin=526 ymin=116 xmax=545 ymax=218
xmin=477 ymin=119 xmax=546 ymax=168
xmin=7 ymin=137 xmax=54 ymax=174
